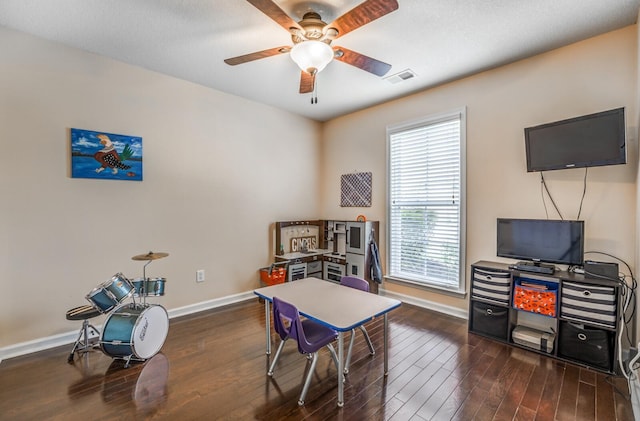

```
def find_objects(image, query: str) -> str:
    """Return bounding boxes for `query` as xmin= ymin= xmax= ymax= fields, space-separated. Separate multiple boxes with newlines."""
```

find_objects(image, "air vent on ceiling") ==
xmin=384 ymin=69 xmax=417 ymax=84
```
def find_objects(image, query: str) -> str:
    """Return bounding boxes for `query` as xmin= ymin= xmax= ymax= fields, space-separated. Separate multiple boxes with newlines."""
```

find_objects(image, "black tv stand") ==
xmin=469 ymin=260 xmax=622 ymax=374
xmin=513 ymin=261 xmax=555 ymax=275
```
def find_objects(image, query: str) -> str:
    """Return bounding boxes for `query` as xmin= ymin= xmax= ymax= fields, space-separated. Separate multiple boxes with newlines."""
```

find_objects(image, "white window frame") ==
xmin=386 ymin=108 xmax=466 ymax=296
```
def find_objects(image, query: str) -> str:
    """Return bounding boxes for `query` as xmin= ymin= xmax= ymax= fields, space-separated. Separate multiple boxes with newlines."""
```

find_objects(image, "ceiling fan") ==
xmin=224 ymin=0 xmax=399 ymax=99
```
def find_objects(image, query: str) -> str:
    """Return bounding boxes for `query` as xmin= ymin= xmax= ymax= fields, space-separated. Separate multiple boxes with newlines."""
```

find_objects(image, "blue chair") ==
xmin=267 ymin=296 xmax=339 ymax=406
xmin=341 ymin=276 xmax=375 ymax=374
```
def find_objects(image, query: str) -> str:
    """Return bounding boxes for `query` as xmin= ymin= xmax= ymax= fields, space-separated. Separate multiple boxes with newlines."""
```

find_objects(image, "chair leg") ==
xmin=360 ymin=325 xmax=375 ymax=355
xmin=344 ymin=329 xmax=356 ymax=374
xmin=344 ymin=326 xmax=375 ymax=374
xmin=267 ymin=339 xmax=287 ymax=376
xmin=326 ymin=343 xmax=340 ymax=375
xmin=297 ymin=344 xmax=342 ymax=406
xmin=298 ymin=352 xmax=319 ymax=406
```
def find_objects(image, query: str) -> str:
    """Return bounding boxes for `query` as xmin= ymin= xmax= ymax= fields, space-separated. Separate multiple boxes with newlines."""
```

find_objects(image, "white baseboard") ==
xmin=167 ymin=291 xmax=255 ymax=319
xmin=380 ymin=288 xmax=468 ymax=320
xmin=0 ymin=292 xmax=255 ymax=363
xmin=1 ymin=289 xmax=465 ymax=362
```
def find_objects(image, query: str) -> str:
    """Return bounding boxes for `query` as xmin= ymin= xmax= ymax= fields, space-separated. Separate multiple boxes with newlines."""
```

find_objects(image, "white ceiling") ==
xmin=1 ymin=0 xmax=639 ymax=121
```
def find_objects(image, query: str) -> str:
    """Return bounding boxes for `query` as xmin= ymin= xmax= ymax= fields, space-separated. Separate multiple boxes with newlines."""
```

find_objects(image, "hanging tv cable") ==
xmin=576 ymin=168 xmax=588 ymax=220
xmin=540 ymin=172 xmax=564 ymax=220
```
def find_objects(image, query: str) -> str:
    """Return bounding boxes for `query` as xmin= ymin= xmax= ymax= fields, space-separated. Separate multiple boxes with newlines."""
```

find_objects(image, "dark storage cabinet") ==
xmin=469 ymin=261 xmax=621 ymax=374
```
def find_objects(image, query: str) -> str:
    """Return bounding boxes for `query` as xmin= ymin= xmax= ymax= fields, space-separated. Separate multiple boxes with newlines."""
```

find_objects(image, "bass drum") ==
xmin=100 ymin=303 xmax=169 ymax=360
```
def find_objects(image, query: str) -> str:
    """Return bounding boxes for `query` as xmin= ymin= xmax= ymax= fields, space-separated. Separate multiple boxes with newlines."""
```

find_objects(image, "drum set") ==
xmin=84 ymin=251 xmax=170 ymax=367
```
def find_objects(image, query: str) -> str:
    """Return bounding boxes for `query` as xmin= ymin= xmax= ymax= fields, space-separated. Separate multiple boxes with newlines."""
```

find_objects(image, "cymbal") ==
xmin=132 ymin=251 xmax=169 ymax=261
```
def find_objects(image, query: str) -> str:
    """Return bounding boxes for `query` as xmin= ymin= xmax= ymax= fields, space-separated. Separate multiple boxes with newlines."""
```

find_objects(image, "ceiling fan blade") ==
xmin=299 ymin=71 xmax=315 ymax=94
xmin=224 ymin=46 xmax=290 ymax=65
xmin=328 ymin=0 xmax=399 ymax=39
xmin=333 ymin=47 xmax=392 ymax=76
xmin=245 ymin=0 xmax=300 ymax=32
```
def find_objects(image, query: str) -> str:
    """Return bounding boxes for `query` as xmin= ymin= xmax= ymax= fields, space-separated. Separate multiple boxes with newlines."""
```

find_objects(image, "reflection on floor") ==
xmin=0 ymin=299 xmax=635 ymax=420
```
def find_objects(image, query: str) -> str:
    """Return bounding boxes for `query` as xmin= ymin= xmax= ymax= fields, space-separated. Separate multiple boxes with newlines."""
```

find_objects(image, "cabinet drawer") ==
xmin=471 ymin=267 xmax=511 ymax=305
xmin=560 ymin=282 xmax=617 ymax=328
xmin=470 ymin=301 xmax=509 ymax=340
xmin=558 ymin=321 xmax=613 ymax=372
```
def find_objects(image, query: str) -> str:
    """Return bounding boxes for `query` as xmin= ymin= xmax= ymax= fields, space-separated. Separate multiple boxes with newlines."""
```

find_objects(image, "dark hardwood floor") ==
xmin=0 ymin=299 xmax=634 ymax=420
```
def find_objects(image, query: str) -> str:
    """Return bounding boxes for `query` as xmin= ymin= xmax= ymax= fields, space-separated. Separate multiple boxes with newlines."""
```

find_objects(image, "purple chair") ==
xmin=268 ymin=296 xmax=339 ymax=406
xmin=341 ymin=276 xmax=375 ymax=374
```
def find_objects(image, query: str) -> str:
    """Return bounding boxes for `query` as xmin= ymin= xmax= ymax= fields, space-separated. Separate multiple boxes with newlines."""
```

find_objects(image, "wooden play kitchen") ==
xmin=272 ymin=219 xmax=380 ymax=294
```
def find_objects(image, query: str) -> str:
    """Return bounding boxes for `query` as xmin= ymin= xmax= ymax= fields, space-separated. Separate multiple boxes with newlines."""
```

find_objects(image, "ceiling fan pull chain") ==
xmin=312 ymin=77 xmax=318 ymax=104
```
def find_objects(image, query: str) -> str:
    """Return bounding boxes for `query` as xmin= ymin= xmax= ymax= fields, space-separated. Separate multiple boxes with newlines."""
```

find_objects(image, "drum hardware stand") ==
xmin=69 ymin=319 xmax=101 ymax=361
xmin=66 ymin=305 xmax=102 ymax=363
xmin=99 ymin=339 xmax=147 ymax=368
xmin=123 ymin=354 xmax=146 ymax=368
xmin=142 ymin=259 xmax=151 ymax=307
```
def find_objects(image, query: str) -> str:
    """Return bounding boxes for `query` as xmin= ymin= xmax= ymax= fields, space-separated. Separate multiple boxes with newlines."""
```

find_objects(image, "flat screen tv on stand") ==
xmin=496 ymin=218 xmax=585 ymax=275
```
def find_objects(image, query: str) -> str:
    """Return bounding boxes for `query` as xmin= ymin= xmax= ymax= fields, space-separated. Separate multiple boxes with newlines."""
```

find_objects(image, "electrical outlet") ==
xmin=196 ymin=269 xmax=205 ymax=283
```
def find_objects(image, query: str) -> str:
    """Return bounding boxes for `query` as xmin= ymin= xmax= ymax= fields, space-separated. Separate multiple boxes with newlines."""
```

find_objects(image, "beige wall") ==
xmin=1 ymin=24 xmax=638 ymax=354
xmin=636 ymin=10 xmax=640 ymax=346
xmin=0 ymin=26 xmax=322 ymax=348
xmin=321 ymin=26 xmax=638 ymax=312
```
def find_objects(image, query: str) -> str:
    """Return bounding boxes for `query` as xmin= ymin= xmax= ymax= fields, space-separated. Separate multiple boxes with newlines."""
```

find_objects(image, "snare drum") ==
xmin=100 ymin=303 xmax=169 ymax=360
xmin=86 ymin=273 xmax=134 ymax=313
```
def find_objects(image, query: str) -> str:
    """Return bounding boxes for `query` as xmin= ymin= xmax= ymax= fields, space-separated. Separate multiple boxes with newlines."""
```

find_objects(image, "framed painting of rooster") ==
xmin=70 ymin=128 xmax=143 ymax=181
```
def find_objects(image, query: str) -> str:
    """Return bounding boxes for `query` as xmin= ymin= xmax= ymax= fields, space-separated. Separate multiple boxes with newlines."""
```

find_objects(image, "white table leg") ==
xmin=337 ymin=331 xmax=344 ymax=407
xmin=384 ymin=313 xmax=389 ymax=375
xmin=265 ymin=299 xmax=271 ymax=355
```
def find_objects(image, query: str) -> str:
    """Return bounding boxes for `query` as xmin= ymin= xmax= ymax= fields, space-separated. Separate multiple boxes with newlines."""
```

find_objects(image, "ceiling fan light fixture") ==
xmin=290 ymin=41 xmax=334 ymax=74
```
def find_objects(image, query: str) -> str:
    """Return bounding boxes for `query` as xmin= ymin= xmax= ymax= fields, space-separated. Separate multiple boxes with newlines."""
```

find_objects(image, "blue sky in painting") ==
xmin=71 ymin=128 xmax=142 ymax=157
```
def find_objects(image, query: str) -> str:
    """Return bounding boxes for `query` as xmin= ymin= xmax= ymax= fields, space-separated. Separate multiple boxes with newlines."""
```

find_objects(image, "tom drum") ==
xmin=86 ymin=273 xmax=134 ymax=313
xmin=132 ymin=278 xmax=167 ymax=297
xmin=145 ymin=278 xmax=166 ymax=297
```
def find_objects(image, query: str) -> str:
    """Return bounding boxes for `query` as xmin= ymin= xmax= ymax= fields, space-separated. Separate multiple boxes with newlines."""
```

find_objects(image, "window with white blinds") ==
xmin=387 ymin=109 xmax=466 ymax=293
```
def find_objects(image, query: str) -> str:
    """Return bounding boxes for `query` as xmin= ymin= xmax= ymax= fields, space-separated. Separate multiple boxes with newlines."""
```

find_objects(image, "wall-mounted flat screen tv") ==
xmin=497 ymin=218 xmax=584 ymax=266
xmin=525 ymin=107 xmax=626 ymax=172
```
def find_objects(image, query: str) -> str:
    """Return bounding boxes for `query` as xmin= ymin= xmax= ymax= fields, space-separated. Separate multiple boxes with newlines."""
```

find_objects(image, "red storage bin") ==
xmin=259 ymin=262 xmax=288 ymax=286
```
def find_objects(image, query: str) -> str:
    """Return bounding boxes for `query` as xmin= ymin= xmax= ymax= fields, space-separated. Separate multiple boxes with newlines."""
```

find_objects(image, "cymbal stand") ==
xmin=141 ymin=259 xmax=153 ymax=307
